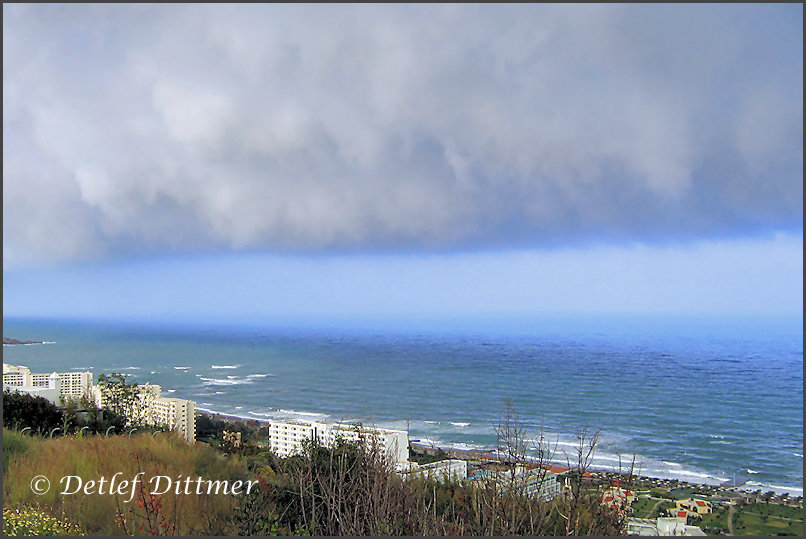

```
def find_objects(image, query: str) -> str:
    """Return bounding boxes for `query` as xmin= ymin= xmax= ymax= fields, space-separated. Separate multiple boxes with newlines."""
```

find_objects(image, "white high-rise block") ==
xmin=268 ymin=418 xmax=409 ymax=464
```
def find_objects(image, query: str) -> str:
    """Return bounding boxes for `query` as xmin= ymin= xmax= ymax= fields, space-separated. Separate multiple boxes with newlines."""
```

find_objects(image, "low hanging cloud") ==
xmin=3 ymin=4 xmax=802 ymax=264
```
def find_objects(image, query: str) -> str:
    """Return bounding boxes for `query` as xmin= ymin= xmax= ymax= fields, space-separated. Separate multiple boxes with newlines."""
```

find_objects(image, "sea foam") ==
xmin=199 ymin=377 xmax=253 ymax=386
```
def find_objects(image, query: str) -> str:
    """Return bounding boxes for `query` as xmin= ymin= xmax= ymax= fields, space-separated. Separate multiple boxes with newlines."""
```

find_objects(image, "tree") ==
xmin=96 ymin=373 xmax=149 ymax=426
xmin=484 ymin=400 xmax=556 ymax=534
xmin=495 ymin=400 xmax=532 ymax=487
xmin=195 ymin=413 xmax=228 ymax=440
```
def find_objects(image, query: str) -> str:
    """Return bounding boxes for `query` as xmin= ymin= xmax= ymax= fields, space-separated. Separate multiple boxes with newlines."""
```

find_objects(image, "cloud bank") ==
xmin=3 ymin=4 xmax=802 ymax=264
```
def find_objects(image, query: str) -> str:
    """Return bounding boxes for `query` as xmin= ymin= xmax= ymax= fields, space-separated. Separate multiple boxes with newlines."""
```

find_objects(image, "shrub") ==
xmin=2 ymin=505 xmax=84 ymax=536
xmin=230 ymin=434 xmax=625 ymax=536
xmin=62 ymin=395 xmax=127 ymax=435
xmin=2 ymin=389 xmax=63 ymax=434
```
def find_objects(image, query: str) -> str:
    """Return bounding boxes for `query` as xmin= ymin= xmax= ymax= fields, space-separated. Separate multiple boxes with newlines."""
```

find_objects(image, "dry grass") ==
xmin=4 ymin=422 xmax=626 ymax=536
xmin=3 ymin=429 xmax=249 ymax=535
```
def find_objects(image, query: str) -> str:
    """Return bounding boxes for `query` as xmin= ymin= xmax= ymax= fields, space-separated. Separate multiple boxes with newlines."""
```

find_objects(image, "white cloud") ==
xmin=152 ymin=81 xmax=234 ymax=146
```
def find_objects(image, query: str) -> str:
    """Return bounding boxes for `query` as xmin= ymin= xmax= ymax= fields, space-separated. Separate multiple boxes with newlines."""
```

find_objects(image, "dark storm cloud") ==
xmin=3 ymin=4 xmax=802 ymax=264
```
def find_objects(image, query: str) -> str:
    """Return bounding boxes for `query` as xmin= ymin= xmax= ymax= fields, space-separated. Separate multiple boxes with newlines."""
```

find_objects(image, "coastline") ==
xmin=195 ymin=408 xmax=802 ymax=498
xmin=4 ymin=317 xmax=801 ymax=498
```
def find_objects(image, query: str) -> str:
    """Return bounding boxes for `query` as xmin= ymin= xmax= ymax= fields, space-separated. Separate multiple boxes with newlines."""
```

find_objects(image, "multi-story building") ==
xmin=3 ymin=363 xmax=93 ymax=403
xmin=149 ymin=396 xmax=196 ymax=444
xmin=4 ymin=362 xmax=195 ymax=443
xmin=92 ymin=382 xmax=195 ymax=443
xmin=323 ymin=423 xmax=410 ymax=465
xmin=3 ymin=369 xmax=62 ymax=405
xmin=2 ymin=363 xmax=30 ymax=385
xmin=268 ymin=419 xmax=410 ymax=466
xmin=57 ymin=371 xmax=94 ymax=399
xmin=405 ymin=459 xmax=468 ymax=482
xmin=520 ymin=469 xmax=564 ymax=501
xmin=91 ymin=382 xmax=162 ymax=414
xmin=268 ymin=419 xmax=328 ymax=457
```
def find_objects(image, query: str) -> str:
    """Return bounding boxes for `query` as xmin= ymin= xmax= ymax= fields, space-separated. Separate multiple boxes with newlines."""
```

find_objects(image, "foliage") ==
xmin=653 ymin=500 xmax=677 ymax=518
xmin=62 ymin=394 xmax=128 ymax=435
xmin=2 ymin=386 xmax=130 ymax=437
xmin=195 ymin=413 xmax=230 ymax=441
xmin=2 ymin=389 xmax=63 ymax=434
xmin=221 ymin=430 xmax=243 ymax=454
xmin=409 ymin=446 xmax=449 ymax=465
xmin=2 ymin=505 xmax=84 ymax=536
xmin=232 ymin=436 xmax=417 ymax=535
xmin=96 ymin=372 xmax=148 ymax=426
xmin=195 ymin=413 xmax=268 ymax=457
xmin=666 ymin=486 xmax=696 ymax=499
xmin=196 ymin=413 xmax=263 ymax=445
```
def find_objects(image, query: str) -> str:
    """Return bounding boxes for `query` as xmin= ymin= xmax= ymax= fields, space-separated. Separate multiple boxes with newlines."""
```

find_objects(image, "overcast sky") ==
xmin=3 ymin=4 xmax=802 ymax=324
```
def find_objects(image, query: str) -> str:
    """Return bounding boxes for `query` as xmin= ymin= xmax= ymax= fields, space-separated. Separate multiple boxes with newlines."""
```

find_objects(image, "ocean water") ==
xmin=3 ymin=316 xmax=803 ymax=495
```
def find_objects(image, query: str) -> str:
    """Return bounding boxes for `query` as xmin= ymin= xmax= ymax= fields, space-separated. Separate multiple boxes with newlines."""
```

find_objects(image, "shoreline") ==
xmin=407 ymin=441 xmax=803 ymax=498
xmin=195 ymin=409 xmax=802 ymax=497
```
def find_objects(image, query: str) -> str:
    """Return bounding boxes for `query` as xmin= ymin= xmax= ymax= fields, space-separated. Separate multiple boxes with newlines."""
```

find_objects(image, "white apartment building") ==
xmin=2 ymin=363 xmax=30 ymax=383
xmin=269 ymin=419 xmax=329 ymax=457
xmin=521 ymin=470 xmax=564 ymax=501
xmin=3 ymin=363 xmax=93 ymax=403
xmin=91 ymin=382 xmax=162 ymax=412
xmin=91 ymin=382 xmax=196 ymax=444
xmin=324 ymin=423 xmax=410 ymax=465
xmin=4 ymin=362 xmax=195 ymax=443
xmin=269 ymin=419 xmax=410 ymax=465
xmin=406 ymin=459 xmax=468 ymax=482
xmin=3 ymin=370 xmax=62 ymax=405
xmin=57 ymin=371 xmax=94 ymax=399
xmin=149 ymin=396 xmax=196 ymax=444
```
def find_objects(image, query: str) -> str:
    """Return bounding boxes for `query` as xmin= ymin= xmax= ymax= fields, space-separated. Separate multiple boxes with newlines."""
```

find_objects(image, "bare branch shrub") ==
xmin=231 ymin=407 xmax=626 ymax=535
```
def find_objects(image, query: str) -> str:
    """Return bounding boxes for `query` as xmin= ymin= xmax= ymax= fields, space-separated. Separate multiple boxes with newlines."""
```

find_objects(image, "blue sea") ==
xmin=3 ymin=315 xmax=803 ymax=495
